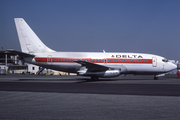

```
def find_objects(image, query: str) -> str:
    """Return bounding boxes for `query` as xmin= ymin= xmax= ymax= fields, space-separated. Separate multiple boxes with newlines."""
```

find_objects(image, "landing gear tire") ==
xmin=91 ymin=76 xmax=99 ymax=80
xmin=154 ymin=76 xmax=158 ymax=80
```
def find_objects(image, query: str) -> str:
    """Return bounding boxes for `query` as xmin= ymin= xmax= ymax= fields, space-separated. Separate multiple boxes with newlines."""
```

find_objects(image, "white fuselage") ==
xmin=24 ymin=52 xmax=177 ymax=75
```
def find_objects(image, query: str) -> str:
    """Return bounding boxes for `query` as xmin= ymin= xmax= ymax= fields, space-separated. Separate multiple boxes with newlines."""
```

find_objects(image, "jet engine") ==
xmin=78 ymin=69 xmax=121 ymax=78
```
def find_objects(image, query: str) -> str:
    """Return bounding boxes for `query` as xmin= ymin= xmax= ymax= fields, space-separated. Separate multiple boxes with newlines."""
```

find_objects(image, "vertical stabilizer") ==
xmin=14 ymin=18 xmax=55 ymax=53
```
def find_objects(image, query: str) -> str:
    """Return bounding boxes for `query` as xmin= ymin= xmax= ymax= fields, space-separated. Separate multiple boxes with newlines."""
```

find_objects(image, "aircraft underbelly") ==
xmin=124 ymin=64 xmax=164 ymax=74
xmin=42 ymin=63 xmax=81 ymax=73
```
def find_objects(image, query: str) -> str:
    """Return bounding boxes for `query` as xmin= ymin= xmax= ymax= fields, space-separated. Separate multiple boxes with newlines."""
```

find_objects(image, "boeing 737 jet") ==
xmin=12 ymin=18 xmax=176 ymax=80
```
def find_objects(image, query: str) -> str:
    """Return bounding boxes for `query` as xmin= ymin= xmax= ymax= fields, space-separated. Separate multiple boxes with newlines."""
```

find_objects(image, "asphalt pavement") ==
xmin=0 ymin=74 xmax=180 ymax=120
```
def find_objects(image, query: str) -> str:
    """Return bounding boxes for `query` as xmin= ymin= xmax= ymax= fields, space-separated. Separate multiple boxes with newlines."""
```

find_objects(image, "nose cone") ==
xmin=166 ymin=62 xmax=177 ymax=72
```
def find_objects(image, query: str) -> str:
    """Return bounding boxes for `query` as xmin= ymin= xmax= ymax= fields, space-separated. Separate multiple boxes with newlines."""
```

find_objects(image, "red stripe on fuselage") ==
xmin=34 ymin=57 xmax=152 ymax=64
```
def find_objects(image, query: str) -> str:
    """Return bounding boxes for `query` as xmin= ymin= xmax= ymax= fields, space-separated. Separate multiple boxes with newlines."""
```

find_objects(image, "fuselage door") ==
xmin=152 ymin=57 xmax=157 ymax=67
xmin=47 ymin=55 xmax=52 ymax=65
xmin=104 ymin=58 xmax=107 ymax=64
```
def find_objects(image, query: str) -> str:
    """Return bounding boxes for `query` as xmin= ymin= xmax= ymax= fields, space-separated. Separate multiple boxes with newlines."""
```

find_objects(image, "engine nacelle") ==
xmin=78 ymin=69 xmax=121 ymax=78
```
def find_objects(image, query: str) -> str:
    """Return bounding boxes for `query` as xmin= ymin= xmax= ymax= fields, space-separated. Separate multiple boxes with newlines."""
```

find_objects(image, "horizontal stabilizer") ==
xmin=6 ymin=49 xmax=35 ymax=57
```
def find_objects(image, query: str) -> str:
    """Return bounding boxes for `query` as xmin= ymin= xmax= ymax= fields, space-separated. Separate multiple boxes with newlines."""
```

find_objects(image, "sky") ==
xmin=0 ymin=0 xmax=180 ymax=60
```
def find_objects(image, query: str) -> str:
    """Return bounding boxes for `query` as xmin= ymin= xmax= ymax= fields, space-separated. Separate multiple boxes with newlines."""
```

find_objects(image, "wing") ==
xmin=75 ymin=60 xmax=110 ymax=71
xmin=75 ymin=60 xmax=128 ymax=73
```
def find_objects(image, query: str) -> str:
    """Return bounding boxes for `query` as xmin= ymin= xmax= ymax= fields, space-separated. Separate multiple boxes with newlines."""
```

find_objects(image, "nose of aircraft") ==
xmin=166 ymin=62 xmax=177 ymax=72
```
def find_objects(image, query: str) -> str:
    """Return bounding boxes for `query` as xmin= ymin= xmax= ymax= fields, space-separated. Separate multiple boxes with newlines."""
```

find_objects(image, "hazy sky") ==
xmin=1 ymin=0 xmax=180 ymax=60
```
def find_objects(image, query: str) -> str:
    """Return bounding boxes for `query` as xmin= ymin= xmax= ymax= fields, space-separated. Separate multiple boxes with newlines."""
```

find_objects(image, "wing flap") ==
xmin=6 ymin=49 xmax=35 ymax=57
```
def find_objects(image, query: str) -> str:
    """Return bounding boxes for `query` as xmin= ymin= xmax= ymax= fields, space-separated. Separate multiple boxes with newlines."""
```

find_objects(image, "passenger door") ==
xmin=104 ymin=58 xmax=107 ymax=64
xmin=152 ymin=57 xmax=157 ymax=67
xmin=47 ymin=55 xmax=52 ymax=65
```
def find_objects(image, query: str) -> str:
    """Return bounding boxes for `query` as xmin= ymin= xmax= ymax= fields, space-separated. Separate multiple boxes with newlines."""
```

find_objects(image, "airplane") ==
xmin=12 ymin=18 xmax=177 ymax=80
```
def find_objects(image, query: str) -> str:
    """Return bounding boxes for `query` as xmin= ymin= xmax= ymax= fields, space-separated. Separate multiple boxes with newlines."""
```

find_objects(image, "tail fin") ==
xmin=14 ymin=18 xmax=55 ymax=53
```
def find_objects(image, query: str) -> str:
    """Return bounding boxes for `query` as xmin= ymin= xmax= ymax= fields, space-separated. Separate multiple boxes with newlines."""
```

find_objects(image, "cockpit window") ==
xmin=162 ymin=58 xmax=168 ymax=62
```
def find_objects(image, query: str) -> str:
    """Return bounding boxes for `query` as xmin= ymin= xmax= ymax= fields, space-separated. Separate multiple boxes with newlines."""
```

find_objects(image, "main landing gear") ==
xmin=154 ymin=75 xmax=158 ymax=80
xmin=91 ymin=76 xmax=99 ymax=80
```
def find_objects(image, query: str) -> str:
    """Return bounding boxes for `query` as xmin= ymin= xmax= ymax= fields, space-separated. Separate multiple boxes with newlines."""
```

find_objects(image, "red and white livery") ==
xmin=14 ymin=18 xmax=177 ymax=80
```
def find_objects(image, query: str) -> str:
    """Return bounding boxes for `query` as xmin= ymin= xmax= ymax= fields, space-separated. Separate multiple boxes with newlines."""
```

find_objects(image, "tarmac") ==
xmin=0 ymin=74 xmax=180 ymax=120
